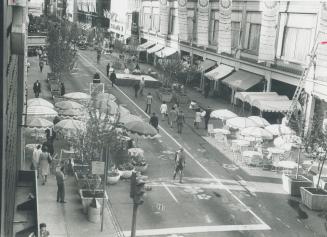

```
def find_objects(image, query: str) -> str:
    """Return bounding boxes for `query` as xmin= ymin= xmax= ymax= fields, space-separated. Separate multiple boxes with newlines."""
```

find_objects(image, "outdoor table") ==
xmin=25 ymin=143 xmax=40 ymax=151
xmin=242 ymin=150 xmax=263 ymax=158
xmin=242 ymin=150 xmax=263 ymax=166
xmin=267 ymin=147 xmax=285 ymax=154
xmin=213 ymin=128 xmax=231 ymax=135
xmin=232 ymin=139 xmax=251 ymax=152
xmin=128 ymin=148 xmax=144 ymax=158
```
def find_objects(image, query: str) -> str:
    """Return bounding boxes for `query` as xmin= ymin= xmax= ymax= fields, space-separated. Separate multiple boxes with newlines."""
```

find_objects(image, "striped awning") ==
xmin=234 ymin=92 xmax=278 ymax=103
xmin=137 ymin=41 xmax=155 ymax=52
xmin=199 ymin=59 xmax=216 ymax=72
xmin=252 ymin=99 xmax=296 ymax=113
xmin=155 ymin=47 xmax=177 ymax=58
xmin=222 ymin=70 xmax=263 ymax=91
xmin=147 ymin=44 xmax=164 ymax=54
xmin=204 ymin=64 xmax=234 ymax=81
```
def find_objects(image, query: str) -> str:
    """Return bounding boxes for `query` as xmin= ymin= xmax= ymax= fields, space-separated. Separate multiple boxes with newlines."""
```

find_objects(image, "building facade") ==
xmin=133 ymin=0 xmax=327 ymax=130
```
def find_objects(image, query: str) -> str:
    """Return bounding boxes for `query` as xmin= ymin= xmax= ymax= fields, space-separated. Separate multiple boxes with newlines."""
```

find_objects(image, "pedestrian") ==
xmin=53 ymin=116 xmax=60 ymax=125
xmin=169 ymin=107 xmax=177 ymax=128
xmin=40 ymin=223 xmax=50 ymax=237
xmin=173 ymin=147 xmax=186 ymax=183
xmin=145 ymin=92 xmax=153 ymax=114
xmin=135 ymin=63 xmax=140 ymax=70
xmin=56 ymin=166 xmax=66 ymax=203
xmin=39 ymin=145 xmax=52 ymax=185
xmin=133 ymin=80 xmax=140 ymax=98
xmin=45 ymin=129 xmax=55 ymax=156
xmin=173 ymin=103 xmax=179 ymax=113
xmin=39 ymin=60 xmax=44 ymax=72
xmin=138 ymin=77 xmax=145 ymax=96
xmin=31 ymin=145 xmax=42 ymax=176
xmin=96 ymin=49 xmax=101 ymax=63
xmin=60 ymin=81 xmax=65 ymax=96
xmin=110 ymin=69 xmax=117 ymax=87
xmin=38 ymin=48 xmax=43 ymax=58
xmin=149 ymin=112 xmax=159 ymax=132
xmin=106 ymin=63 xmax=110 ymax=77
xmin=33 ymin=80 xmax=41 ymax=98
xmin=204 ymin=81 xmax=210 ymax=98
xmin=204 ymin=106 xmax=212 ymax=129
xmin=124 ymin=65 xmax=130 ymax=74
xmin=176 ymin=110 xmax=185 ymax=134
xmin=27 ymin=60 xmax=30 ymax=72
xmin=194 ymin=108 xmax=202 ymax=129
xmin=160 ymin=102 xmax=168 ymax=120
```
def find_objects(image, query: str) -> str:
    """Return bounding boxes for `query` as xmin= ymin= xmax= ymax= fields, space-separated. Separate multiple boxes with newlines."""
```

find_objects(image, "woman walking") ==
xmin=39 ymin=146 xmax=52 ymax=185
xmin=194 ymin=109 xmax=202 ymax=129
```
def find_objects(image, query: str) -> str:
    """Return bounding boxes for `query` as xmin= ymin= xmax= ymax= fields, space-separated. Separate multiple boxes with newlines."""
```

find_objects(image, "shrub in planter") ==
xmin=118 ymin=163 xmax=134 ymax=179
xmin=132 ymin=159 xmax=148 ymax=174
xmin=79 ymin=189 xmax=108 ymax=214
xmin=282 ymin=173 xmax=312 ymax=196
xmin=107 ymin=171 xmax=120 ymax=185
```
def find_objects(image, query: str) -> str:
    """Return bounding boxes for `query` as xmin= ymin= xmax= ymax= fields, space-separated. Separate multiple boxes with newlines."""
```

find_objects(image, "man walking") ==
xmin=39 ymin=60 xmax=44 ymax=72
xmin=204 ymin=106 xmax=212 ymax=129
xmin=139 ymin=77 xmax=145 ymax=96
xmin=133 ymin=81 xmax=140 ymax=98
xmin=33 ymin=80 xmax=41 ymax=98
xmin=110 ymin=69 xmax=117 ymax=87
xmin=145 ymin=92 xmax=153 ymax=114
xmin=149 ymin=112 xmax=159 ymax=132
xmin=160 ymin=102 xmax=168 ymax=120
xmin=106 ymin=63 xmax=110 ymax=77
xmin=56 ymin=166 xmax=66 ymax=203
xmin=169 ymin=107 xmax=177 ymax=128
xmin=173 ymin=147 xmax=186 ymax=183
xmin=176 ymin=110 xmax=185 ymax=134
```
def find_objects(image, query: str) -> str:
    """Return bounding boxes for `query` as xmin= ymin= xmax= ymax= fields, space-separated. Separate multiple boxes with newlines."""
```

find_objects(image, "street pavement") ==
xmin=26 ymin=49 xmax=327 ymax=237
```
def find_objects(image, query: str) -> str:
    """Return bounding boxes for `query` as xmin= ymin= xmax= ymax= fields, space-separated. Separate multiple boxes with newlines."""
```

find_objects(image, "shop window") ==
xmin=209 ymin=10 xmax=219 ymax=46
xmin=169 ymin=8 xmax=176 ymax=34
xmin=187 ymin=9 xmax=196 ymax=41
xmin=244 ymin=12 xmax=261 ymax=55
xmin=231 ymin=22 xmax=240 ymax=49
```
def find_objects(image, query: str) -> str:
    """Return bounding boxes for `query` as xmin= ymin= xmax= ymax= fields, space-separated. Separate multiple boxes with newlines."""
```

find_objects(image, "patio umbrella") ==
xmin=265 ymin=124 xmax=295 ymax=136
xmin=27 ymin=98 xmax=54 ymax=108
xmin=118 ymin=105 xmax=130 ymax=117
xmin=54 ymin=119 xmax=86 ymax=138
xmin=124 ymin=121 xmax=158 ymax=137
xmin=59 ymin=109 xmax=85 ymax=118
xmin=63 ymin=92 xmax=91 ymax=100
xmin=240 ymin=127 xmax=273 ymax=140
xmin=96 ymin=93 xmax=116 ymax=102
xmin=274 ymin=135 xmax=301 ymax=150
xmin=27 ymin=106 xmax=58 ymax=117
xmin=95 ymin=99 xmax=118 ymax=114
xmin=119 ymin=114 xmax=142 ymax=124
xmin=55 ymin=101 xmax=84 ymax=110
xmin=248 ymin=116 xmax=270 ymax=127
xmin=226 ymin=117 xmax=260 ymax=130
xmin=210 ymin=109 xmax=238 ymax=120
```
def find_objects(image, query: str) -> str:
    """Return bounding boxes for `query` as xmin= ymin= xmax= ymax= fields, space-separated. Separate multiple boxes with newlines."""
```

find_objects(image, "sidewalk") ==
xmin=25 ymin=56 xmax=122 ymax=237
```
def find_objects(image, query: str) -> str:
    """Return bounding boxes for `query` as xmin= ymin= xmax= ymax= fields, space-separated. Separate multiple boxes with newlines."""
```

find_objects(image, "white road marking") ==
xmin=78 ymin=53 xmax=271 ymax=231
xmin=122 ymin=224 xmax=270 ymax=236
xmin=205 ymin=215 xmax=213 ymax=223
xmin=163 ymin=182 xmax=179 ymax=203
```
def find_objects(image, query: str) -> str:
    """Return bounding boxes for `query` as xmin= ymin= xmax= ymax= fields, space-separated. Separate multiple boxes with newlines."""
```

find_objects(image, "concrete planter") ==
xmin=282 ymin=174 xmax=312 ymax=196
xmin=300 ymin=187 xmax=327 ymax=211
xmin=79 ymin=189 xmax=108 ymax=214
xmin=118 ymin=169 xmax=134 ymax=179
xmin=157 ymin=90 xmax=173 ymax=103
xmin=74 ymin=172 xmax=102 ymax=191
xmin=107 ymin=172 xmax=120 ymax=185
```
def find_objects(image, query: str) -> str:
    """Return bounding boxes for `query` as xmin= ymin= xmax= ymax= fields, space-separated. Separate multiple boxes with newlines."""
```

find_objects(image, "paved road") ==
xmin=62 ymin=49 xmax=318 ymax=237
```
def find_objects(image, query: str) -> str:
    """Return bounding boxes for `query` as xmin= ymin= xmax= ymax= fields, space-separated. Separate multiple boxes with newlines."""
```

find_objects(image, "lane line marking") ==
xmin=78 ymin=53 xmax=271 ymax=230
xmin=162 ymin=182 xmax=179 ymax=203
xmin=121 ymin=224 xmax=270 ymax=236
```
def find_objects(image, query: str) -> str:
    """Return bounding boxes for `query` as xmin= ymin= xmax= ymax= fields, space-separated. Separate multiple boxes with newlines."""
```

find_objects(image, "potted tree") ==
xmin=132 ymin=156 xmax=148 ymax=174
xmin=300 ymin=105 xmax=327 ymax=210
xmin=118 ymin=162 xmax=135 ymax=179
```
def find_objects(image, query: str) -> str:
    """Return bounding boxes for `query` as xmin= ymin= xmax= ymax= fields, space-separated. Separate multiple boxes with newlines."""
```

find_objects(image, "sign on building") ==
xmin=92 ymin=161 xmax=105 ymax=175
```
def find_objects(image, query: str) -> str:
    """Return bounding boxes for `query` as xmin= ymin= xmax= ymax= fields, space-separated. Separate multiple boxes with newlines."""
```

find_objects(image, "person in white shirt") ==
xmin=160 ymin=102 xmax=168 ymax=120
xmin=32 ymin=145 xmax=42 ymax=177
xmin=124 ymin=66 xmax=130 ymax=74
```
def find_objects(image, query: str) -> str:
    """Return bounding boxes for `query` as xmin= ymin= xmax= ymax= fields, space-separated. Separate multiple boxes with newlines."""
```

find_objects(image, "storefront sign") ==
xmin=92 ymin=161 xmax=105 ymax=175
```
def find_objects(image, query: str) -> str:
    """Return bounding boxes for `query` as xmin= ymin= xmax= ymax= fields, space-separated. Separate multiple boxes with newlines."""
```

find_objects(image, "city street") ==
xmin=51 ymin=49 xmax=321 ymax=237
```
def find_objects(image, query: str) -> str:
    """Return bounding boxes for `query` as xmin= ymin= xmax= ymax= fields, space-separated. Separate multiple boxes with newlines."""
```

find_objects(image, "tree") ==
xmin=156 ymin=54 xmax=185 ymax=87
xmin=46 ymin=20 xmax=78 ymax=80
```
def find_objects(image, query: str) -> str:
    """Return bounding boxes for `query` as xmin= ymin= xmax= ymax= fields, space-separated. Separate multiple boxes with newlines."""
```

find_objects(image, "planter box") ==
xmin=300 ymin=187 xmax=327 ymax=211
xmin=79 ymin=189 xmax=108 ymax=214
xmin=107 ymin=173 xmax=120 ymax=185
xmin=74 ymin=172 xmax=102 ymax=191
xmin=282 ymin=174 xmax=312 ymax=196
xmin=118 ymin=169 xmax=134 ymax=179
xmin=157 ymin=90 xmax=173 ymax=103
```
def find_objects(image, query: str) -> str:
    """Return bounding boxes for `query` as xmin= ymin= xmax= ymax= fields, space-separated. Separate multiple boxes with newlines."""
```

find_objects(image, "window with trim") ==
xmin=143 ymin=7 xmax=152 ymax=30
xmin=169 ymin=8 xmax=176 ymax=34
xmin=279 ymin=13 xmax=315 ymax=64
xmin=187 ymin=9 xmax=196 ymax=41
xmin=209 ymin=10 xmax=219 ymax=46
xmin=231 ymin=22 xmax=241 ymax=48
xmin=244 ymin=12 xmax=261 ymax=55
xmin=152 ymin=8 xmax=160 ymax=32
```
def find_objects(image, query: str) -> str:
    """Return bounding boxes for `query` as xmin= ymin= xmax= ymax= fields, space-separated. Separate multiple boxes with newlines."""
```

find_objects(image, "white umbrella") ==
xmin=275 ymin=160 xmax=298 ymax=169
xmin=27 ymin=98 xmax=54 ymax=108
xmin=96 ymin=99 xmax=118 ymax=115
xmin=55 ymin=101 xmax=84 ymax=110
xmin=248 ymin=116 xmax=270 ymax=127
xmin=240 ymin=127 xmax=273 ymax=140
xmin=63 ymin=92 xmax=91 ymax=100
xmin=96 ymin=93 xmax=116 ymax=102
xmin=27 ymin=106 xmax=58 ymax=117
xmin=265 ymin=124 xmax=295 ymax=136
xmin=59 ymin=109 xmax=85 ymax=118
xmin=210 ymin=109 xmax=238 ymax=120
xmin=54 ymin=119 xmax=86 ymax=138
xmin=26 ymin=118 xmax=53 ymax=128
xmin=274 ymin=135 xmax=301 ymax=150
xmin=226 ymin=117 xmax=260 ymax=130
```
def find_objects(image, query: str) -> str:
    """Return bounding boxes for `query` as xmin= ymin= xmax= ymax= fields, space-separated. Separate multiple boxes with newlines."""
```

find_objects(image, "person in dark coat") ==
xmin=106 ymin=63 xmax=110 ymax=77
xmin=39 ymin=60 xmax=44 ymax=72
xmin=60 ymin=82 xmax=65 ymax=96
xmin=33 ymin=80 xmax=41 ymax=97
xmin=204 ymin=106 xmax=212 ymax=129
xmin=110 ymin=70 xmax=117 ymax=87
xmin=56 ymin=166 xmax=66 ymax=203
xmin=149 ymin=112 xmax=159 ymax=132
xmin=204 ymin=81 xmax=210 ymax=98
xmin=133 ymin=81 xmax=140 ymax=98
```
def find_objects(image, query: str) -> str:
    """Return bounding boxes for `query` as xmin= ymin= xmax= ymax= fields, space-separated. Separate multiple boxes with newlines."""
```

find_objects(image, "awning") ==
xmin=147 ymin=44 xmax=164 ymax=54
xmin=199 ymin=59 xmax=216 ymax=72
xmin=252 ymin=99 xmax=297 ymax=113
xmin=222 ymin=70 xmax=263 ymax=91
xmin=155 ymin=47 xmax=177 ymax=58
xmin=244 ymin=93 xmax=282 ymax=105
xmin=137 ymin=41 xmax=155 ymax=52
xmin=234 ymin=92 xmax=277 ymax=103
xmin=204 ymin=64 xmax=234 ymax=81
